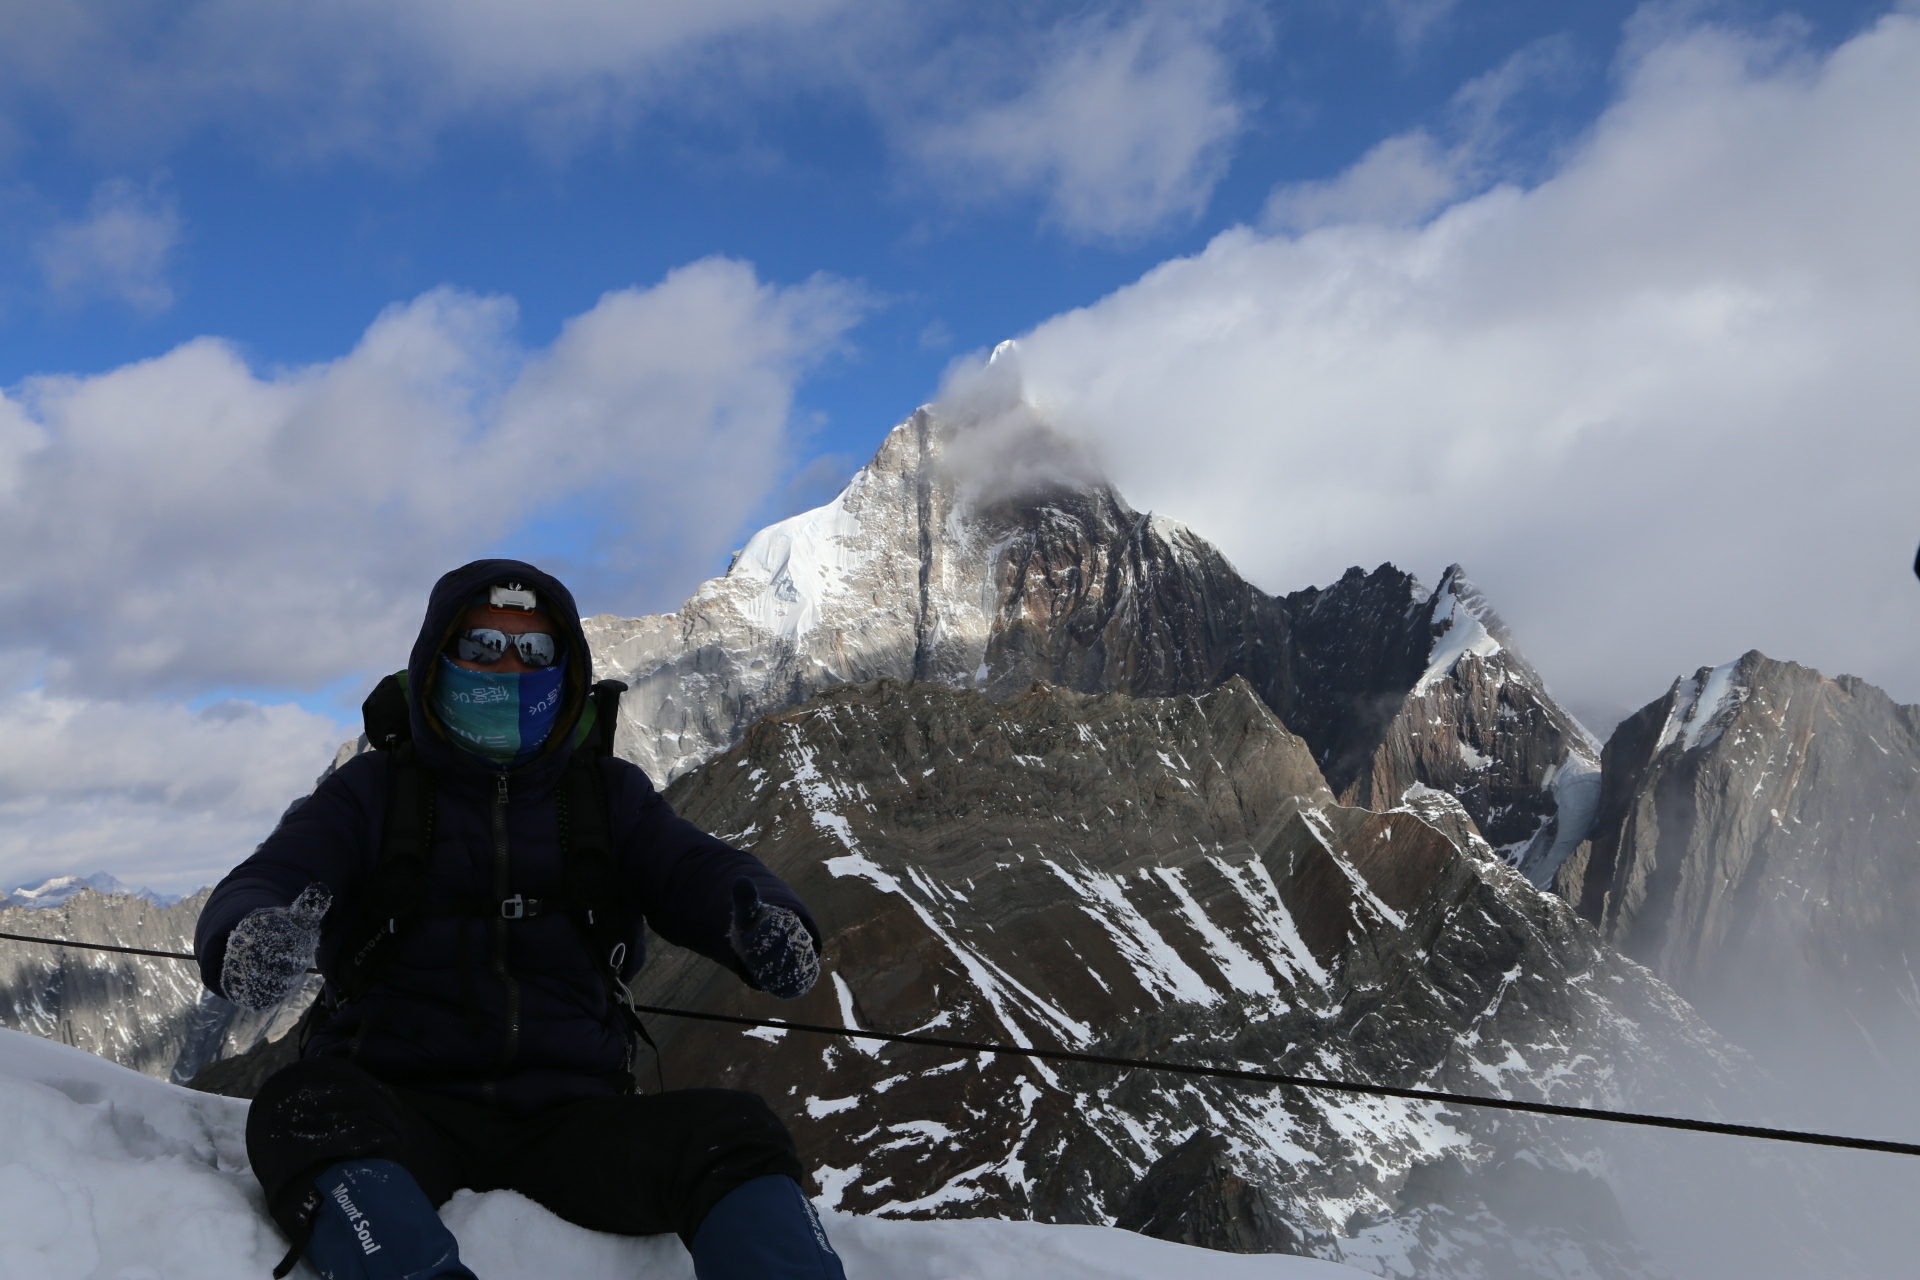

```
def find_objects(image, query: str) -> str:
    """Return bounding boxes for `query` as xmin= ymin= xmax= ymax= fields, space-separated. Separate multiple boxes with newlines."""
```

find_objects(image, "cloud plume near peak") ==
xmin=0 ymin=256 xmax=860 ymax=891
xmin=969 ymin=10 xmax=1920 ymax=730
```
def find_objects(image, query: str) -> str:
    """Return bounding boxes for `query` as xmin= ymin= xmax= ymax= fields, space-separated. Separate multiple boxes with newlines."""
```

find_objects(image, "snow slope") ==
xmin=0 ymin=1029 xmax=1362 ymax=1280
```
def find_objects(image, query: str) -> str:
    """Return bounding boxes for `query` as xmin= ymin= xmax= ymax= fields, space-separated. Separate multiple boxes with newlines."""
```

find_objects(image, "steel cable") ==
xmin=3 ymin=928 xmax=1914 ymax=1157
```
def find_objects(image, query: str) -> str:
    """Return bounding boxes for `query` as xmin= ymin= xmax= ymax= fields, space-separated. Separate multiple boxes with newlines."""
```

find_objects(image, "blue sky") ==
xmin=1 ymin=0 xmax=1916 ymax=891
xmin=2 ymin=1 xmax=1886 ymax=484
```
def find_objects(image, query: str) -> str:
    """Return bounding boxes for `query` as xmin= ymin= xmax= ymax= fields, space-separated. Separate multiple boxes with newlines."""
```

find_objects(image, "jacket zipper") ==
xmin=493 ymin=772 xmax=520 ymax=1070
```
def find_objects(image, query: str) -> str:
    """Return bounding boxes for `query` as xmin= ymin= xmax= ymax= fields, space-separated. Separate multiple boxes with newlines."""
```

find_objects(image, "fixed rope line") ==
xmin=0 ymin=930 xmax=320 ymax=972
xmin=636 ymin=1004 xmax=1920 ymax=1158
xmin=0 ymin=930 xmax=207 ymax=963
xmin=3 ymin=929 xmax=1914 ymax=1159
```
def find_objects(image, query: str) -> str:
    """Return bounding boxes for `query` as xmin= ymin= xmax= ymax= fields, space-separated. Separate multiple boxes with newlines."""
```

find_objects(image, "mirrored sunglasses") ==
xmin=454 ymin=628 xmax=559 ymax=668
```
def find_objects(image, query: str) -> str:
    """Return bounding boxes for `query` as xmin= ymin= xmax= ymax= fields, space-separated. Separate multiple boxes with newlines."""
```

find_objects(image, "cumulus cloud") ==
xmin=0 ymin=255 xmax=859 ymax=888
xmin=0 ymin=257 xmax=862 ymax=698
xmin=934 ymin=341 xmax=1110 ymax=507
xmin=898 ymin=7 xmax=1248 ymax=239
xmin=35 ymin=179 xmax=180 ymax=312
xmin=961 ymin=12 xmax=1920 ymax=727
xmin=0 ymin=689 xmax=346 ymax=895
xmin=1263 ymin=129 xmax=1465 ymax=233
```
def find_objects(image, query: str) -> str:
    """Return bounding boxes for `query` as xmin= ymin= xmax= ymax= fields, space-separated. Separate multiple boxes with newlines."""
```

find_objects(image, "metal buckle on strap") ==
xmin=500 ymin=894 xmax=526 ymax=920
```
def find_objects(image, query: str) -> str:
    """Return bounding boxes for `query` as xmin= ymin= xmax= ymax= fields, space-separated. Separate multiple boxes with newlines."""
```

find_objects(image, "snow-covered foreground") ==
xmin=0 ymin=1029 xmax=1361 ymax=1279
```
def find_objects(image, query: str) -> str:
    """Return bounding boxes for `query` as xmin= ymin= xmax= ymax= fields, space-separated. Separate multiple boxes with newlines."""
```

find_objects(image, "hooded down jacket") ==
xmin=195 ymin=558 xmax=818 ymax=1111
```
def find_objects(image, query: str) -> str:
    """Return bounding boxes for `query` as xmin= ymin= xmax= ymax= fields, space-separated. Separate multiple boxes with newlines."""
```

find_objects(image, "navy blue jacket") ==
xmin=195 ymin=559 xmax=816 ymax=1111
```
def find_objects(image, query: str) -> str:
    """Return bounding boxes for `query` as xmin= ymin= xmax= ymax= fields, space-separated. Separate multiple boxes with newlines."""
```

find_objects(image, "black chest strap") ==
xmin=558 ymin=683 xmax=663 ymax=1090
xmin=341 ymin=738 xmax=435 ymax=1004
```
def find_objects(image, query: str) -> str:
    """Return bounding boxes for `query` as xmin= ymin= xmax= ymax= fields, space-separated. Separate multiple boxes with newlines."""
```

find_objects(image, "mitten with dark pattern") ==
xmin=221 ymin=882 xmax=330 ymax=1010
xmin=728 ymin=878 xmax=819 ymax=1000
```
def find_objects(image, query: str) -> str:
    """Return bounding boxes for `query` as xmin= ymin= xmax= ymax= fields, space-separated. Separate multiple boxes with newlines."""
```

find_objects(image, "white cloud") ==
xmin=1373 ymin=0 xmax=1462 ymax=55
xmin=35 ymin=179 xmax=180 ymax=312
xmin=900 ymin=8 xmax=1248 ymax=239
xmin=958 ymin=12 xmax=1920 ymax=726
xmin=0 ymin=0 xmax=860 ymax=161
xmin=0 ymin=2 xmax=1255 ymax=242
xmin=1263 ymin=129 xmax=1464 ymax=233
xmin=0 ymin=689 xmax=346 ymax=895
xmin=0 ymin=257 xmax=862 ymax=698
xmin=1264 ymin=36 xmax=1576 ymax=233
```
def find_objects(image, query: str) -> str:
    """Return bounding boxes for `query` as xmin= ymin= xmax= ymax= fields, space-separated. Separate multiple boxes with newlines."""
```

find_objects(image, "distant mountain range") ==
xmin=0 ymin=886 xmax=306 ymax=1085
xmin=2 ymin=871 xmax=186 ymax=911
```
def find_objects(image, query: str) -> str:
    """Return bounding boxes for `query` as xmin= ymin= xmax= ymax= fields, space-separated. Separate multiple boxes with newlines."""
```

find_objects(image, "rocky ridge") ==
xmin=1557 ymin=650 xmax=1920 ymax=1094
xmin=639 ymin=676 xmax=1744 ymax=1278
xmin=0 ymin=888 xmax=303 ymax=1082
xmin=0 ymin=888 xmax=209 ymax=1078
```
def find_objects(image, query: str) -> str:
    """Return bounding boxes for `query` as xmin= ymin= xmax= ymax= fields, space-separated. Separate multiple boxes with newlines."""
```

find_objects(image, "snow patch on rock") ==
xmin=1414 ymin=569 xmax=1508 ymax=696
xmin=1654 ymin=659 xmax=1748 ymax=755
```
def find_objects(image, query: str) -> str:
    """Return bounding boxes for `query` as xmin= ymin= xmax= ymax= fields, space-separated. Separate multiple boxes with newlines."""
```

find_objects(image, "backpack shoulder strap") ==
xmin=339 ymin=708 xmax=435 ymax=1003
xmin=557 ymin=681 xmax=660 ymax=1085
xmin=566 ymin=677 xmax=625 ymax=758
xmin=361 ymin=670 xmax=411 ymax=749
xmin=558 ymin=680 xmax=630 ymax=963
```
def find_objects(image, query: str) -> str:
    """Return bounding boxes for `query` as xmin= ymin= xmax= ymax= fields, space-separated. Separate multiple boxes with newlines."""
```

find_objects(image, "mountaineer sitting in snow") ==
xmin=195 ymin=559 xmax=842 ymax=1280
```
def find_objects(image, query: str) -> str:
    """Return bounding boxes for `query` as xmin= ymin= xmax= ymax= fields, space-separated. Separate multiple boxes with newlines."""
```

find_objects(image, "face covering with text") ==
xmin=432 ymin=653 xmax=567 ymax=765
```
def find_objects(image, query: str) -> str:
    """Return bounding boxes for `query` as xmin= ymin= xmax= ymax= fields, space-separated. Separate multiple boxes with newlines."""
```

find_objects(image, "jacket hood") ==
xmin=405 ymin=558 xmax=594 ymax=790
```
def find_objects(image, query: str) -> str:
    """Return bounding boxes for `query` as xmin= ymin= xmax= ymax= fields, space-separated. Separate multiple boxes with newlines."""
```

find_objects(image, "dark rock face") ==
xmin=1272 ymin=565 xmax=1431 ymax=793
xmin=980 ymin=515 xmax=1599 ymax=863
xmin=644 ymin=676 xmax=1736 ymax=1278
xmin=1558 ymin=651 xmax=1920 ymax=1074
xmin=1295 ymin=568 xmax=1601 ymax=871
xmin=977 ymin=485 xmax=1296 ymax=708
xmin=1114 ymin=1130 xmax=1295 ymax=1254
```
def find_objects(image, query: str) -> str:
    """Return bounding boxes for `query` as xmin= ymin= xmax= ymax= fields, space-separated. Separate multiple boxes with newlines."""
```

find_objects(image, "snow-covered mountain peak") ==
xmin=717 ymin=472 xmax=870 ymax=644
xmin=1414 ymin=566 xmax=1517 ymax=696
xmin=4 ymin=871 xmax=182 ymax=910
xmin=588 ymin=409 xmax=1018 ymax=780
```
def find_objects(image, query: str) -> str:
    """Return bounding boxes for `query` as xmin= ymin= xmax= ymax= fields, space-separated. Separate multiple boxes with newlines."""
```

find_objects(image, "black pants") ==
xmin=247 ymin=1058 xmax=805 ymax=1248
